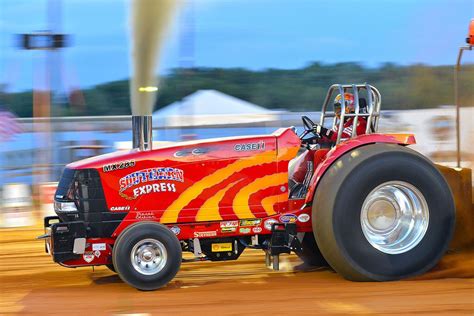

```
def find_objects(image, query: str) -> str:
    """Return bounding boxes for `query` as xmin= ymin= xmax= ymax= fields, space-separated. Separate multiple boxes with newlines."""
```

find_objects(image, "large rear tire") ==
xmin=113 ymin=222 xmax=182 ymax=290
xmin=313 ymin=143 xmax=455 ymax=281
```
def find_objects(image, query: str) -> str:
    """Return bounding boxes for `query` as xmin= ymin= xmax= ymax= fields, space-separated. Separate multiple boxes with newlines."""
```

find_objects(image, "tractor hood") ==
xmin=66 ymin=128 xmax=297 ymax=171
xmin=61 ymin=128 xmax=301 ymax=224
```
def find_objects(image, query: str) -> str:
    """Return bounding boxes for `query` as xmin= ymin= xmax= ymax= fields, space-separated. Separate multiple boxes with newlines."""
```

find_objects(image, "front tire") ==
xmin=313 ymin=144 xmax=455 ymax=281
xmin=113 ymin=222 xmax=182 ymax=290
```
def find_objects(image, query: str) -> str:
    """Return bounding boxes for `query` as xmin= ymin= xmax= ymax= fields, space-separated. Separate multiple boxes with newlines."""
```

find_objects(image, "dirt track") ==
xmin=0 ymin=226 xmax=473 ymax=315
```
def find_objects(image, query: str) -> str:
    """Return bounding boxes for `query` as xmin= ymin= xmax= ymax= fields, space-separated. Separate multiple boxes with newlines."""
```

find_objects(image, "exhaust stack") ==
xmin=128 ymin=0 xmax=178 ymax=151
xmin=132 ymin=115 xmax=153 ymax=151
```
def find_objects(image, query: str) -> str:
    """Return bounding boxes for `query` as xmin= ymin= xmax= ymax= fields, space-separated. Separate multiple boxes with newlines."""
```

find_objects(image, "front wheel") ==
xmin=313 ymin=143 xmax=455 ymax=281
xmin=113 ymin=222 xmax=182 ymax=290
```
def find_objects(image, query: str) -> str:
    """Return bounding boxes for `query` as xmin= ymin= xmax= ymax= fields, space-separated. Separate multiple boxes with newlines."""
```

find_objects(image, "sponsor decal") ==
xmin=297 ymin=213 xmax=310 ymax=223
xmin=131 ymin=183 xmax=177 ymax=199
xmin=83 ymin=251 xmax=94 ymax=263
xmin=119 ymin=167 xmax=184 ymax=200
xmin=279 ymin=214 xmax=297 ymax=224
xmin=103 ymin=160 xmax=135 ymax=172
xmin=220 ymin=220 xmax=239 ymax=228
xmin=264 ymin=219 xmax=278 ymax=231
xmin=93 ymin=250 xmax=101 ymax=258
xmin=239 ymin=219 xmax=262 ymax=227
xmin=239 ymin=227 xmax=251 ymax=234
xmin=193 ymin=231 xmax=217 ymax=238
xmin=221 ymin=227 xmax=237 ymax=233
xmin=92 ymin=243 xmax=106 ymax=251
xmin=135 ymin=211 xmax=156 ymax=220
xmin=120 ymin=167 xmax=184 ymax=190
xmin=252 ymin=227 xmax=262 ymax=234
xmin=170 ymin=226 xmax=181 ymax=235
xmin=211 ymin=243 xmax=233 ymax=252
xmin=110 ymin=206 xmax=130 ymax=211
xmin=234 ymin=141 xmax=265 ymax=152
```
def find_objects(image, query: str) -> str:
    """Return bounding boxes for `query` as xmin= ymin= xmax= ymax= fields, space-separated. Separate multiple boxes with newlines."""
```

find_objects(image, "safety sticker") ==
xmin=83 ymin=252 xmax=94 ymax=263
xmin=92 ymin=243 xmax=106 ymax=251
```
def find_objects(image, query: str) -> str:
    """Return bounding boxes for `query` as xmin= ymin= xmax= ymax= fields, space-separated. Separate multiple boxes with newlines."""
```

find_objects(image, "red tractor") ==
xmin=40 ymin=84 xmax=455 ymax=290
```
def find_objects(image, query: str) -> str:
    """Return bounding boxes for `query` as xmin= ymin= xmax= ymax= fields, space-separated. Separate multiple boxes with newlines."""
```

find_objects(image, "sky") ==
xmin=0 ymin=0 xmax=473 ymax=92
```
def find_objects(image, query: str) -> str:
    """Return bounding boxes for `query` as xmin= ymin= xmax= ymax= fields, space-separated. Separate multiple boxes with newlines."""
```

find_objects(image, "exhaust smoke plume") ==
xmin=130 ymin=0 xmax=178 ymax=115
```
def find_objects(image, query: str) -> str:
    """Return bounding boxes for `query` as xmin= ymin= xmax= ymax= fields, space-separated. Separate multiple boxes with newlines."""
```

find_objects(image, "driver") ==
xmin=314 ymin=93 xmax=367 ymax=143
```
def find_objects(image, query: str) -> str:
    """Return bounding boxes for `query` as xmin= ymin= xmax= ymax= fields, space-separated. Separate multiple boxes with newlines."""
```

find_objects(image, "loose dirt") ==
xmin=1 ymin=226 xmax=473 ymax=315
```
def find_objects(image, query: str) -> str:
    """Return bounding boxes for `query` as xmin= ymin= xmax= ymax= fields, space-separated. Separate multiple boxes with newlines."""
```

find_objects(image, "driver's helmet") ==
xmin=334 ymin=93 xmax=355 ymax=118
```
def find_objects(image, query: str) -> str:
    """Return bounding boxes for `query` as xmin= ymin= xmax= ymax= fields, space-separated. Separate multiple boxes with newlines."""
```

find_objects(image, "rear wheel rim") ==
xmin=130 ymin=238 xmax=167 ymax=275
xmin=360 ymin=181 xmax=429 ymax=255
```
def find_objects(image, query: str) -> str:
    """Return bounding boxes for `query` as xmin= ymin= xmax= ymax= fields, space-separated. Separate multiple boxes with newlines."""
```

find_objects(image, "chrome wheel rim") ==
xmin=131 ymin=238 xmax=167 ymax=275
xmin=360 ymin=181 xmax=429 ymax=255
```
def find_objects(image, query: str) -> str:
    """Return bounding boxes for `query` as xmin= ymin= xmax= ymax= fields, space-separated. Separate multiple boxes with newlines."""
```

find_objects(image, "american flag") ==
xmin=0 ymin=109 xmax=22 ymax=141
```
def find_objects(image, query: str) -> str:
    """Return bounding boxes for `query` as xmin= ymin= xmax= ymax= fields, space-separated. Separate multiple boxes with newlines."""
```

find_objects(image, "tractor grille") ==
xmin=71 ymin=169 xmax=108 ymax=213
xmin=55 ymin=168 xmax=126 ymax=237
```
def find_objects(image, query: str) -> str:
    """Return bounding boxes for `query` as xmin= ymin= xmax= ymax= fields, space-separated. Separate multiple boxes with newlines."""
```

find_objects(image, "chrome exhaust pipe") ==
xmin=132 ymin=115 xmax=152 ymax=151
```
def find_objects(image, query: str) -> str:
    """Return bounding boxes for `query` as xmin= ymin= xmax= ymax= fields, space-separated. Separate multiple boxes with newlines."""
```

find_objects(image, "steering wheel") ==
xmin=300 ymin=115 xmax=319 ymax=140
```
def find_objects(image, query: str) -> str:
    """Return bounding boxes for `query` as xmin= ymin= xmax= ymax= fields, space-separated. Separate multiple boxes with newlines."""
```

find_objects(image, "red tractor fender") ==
xmin=304 ymin=133 xmax=416 ymax=205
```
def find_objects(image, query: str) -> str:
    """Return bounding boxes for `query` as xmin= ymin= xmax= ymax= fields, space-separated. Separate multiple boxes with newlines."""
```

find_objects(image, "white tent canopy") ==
xmin=152 ymin=90 xmax=279 ymax=127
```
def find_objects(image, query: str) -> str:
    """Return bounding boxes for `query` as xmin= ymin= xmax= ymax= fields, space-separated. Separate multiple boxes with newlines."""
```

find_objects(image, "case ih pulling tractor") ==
xmin=40 ymin=84 xmax=456 ymax=290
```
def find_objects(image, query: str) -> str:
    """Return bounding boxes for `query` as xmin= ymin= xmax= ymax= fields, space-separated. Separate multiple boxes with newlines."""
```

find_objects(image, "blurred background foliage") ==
xmin=3 ymin=61 xmax=473 ymax=117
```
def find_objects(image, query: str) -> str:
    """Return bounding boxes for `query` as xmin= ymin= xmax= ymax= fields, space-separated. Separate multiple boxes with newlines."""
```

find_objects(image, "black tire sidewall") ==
xmin=113 ymin=222 xmax=182 ymax=290
xmin=297 ymin=232 xmax=328 ymax=267
xmin=106 ymin=263 xmax=116 ymax=273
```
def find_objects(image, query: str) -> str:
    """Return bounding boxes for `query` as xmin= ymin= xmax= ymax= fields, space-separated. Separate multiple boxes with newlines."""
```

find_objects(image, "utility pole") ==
xmin=19 ymin=0 xmax=68 ymax=194
xmin=454 ymin=19 xmax=473 ymax=168
xmin=178 ymin=0 xmax=195 ymax=137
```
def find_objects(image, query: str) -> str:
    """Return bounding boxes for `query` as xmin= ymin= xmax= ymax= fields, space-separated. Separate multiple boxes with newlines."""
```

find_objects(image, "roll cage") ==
xmin=319 ymin=84 xmax=381 ymax=144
